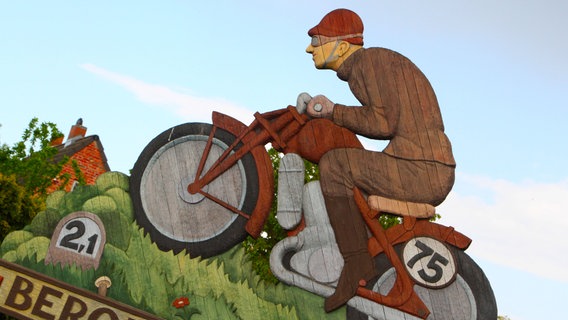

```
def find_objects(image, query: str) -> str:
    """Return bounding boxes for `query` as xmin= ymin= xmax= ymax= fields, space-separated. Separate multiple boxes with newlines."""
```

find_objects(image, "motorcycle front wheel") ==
xmin=130 ymin=122 xmax=264 ymax=258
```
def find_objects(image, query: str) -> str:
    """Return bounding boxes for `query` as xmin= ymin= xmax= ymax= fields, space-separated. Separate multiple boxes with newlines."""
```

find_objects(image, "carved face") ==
xmin=305 ymin=37 xmax=341 ymax=70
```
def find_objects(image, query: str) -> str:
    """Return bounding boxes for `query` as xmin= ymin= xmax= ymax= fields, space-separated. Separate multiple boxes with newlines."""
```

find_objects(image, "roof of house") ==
xmin=52 ymin=135 xmax=111 ymax=172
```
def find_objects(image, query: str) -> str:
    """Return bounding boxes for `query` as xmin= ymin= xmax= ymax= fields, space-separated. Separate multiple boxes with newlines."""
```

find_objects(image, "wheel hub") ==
xmin=178 ymin=176 xmax=208 ymax=204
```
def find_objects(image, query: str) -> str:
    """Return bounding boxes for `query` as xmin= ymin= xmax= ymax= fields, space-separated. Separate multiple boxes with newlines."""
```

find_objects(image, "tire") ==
xmin=130 ymin=123 xmax=261 ymax=258
xmin=346 ymin=239 xmax=497 ymax=320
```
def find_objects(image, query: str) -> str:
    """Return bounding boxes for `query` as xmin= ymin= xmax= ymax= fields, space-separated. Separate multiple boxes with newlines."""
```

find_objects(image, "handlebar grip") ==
xmin=296 ymin=92 xmax=312 ymax=114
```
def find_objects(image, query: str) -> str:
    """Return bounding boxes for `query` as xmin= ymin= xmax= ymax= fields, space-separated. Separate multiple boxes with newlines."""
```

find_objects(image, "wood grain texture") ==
xmin=212 ymin=112 xmax=275 ymax=239
xmin=0 ymin=260 xmax=161 ymax=320
xmin=276 ymin=153 xmax=305 ymax=230
xmin=367 ymin=196 xmax=435 ymax=219
xmin=347 ymin=242 xmax=497 ymax=320
xmin=284 ymin=118 xmax=363 ymax=164
xmin=140 ymin=136 xmax=243 ymax=242
xmin=45 ymin=211 xmax=106 ymax=271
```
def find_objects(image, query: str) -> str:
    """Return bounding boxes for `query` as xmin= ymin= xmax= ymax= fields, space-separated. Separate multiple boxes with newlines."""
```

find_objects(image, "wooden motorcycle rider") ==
xmin=301 ymin=9 xmax=456 ymax=312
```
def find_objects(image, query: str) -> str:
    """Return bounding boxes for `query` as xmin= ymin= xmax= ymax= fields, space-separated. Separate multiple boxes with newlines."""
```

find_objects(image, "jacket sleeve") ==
xmin=331 ymin=49 xmax=400 ymax=140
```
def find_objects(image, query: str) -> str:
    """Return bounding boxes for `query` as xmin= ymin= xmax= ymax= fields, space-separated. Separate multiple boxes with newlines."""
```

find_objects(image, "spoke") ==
xmin=194 ymin=125 xmax=217 ymax=183
xmin=208 ymin=118 xmax=258 ymax=173
xmin=199 ymin=190 xmax=251 ymax=220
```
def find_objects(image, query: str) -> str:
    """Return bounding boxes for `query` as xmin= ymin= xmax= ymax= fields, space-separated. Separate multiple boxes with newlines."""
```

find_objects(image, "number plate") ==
xmin=403 ymin=237 xmax=457 ymax=288
xmin=45 ymin=212 xmax=106 ymax=270
xmin=56 ymin=217 xmax=102 ymax=256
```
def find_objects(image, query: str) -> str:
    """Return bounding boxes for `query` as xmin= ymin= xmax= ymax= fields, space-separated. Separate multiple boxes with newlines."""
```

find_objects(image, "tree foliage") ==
xmin=0 ymin=118 xmax=66 ymax=194
xmin=0 ymin=118 xmax=68 ymax=241
xmin=0 ymin=174 xmax=41 ymax=241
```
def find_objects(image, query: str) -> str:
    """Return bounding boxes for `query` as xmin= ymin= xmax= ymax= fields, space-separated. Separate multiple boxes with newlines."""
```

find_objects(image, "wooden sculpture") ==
xmin=298 ymin=8 xmax=456 ymax=312
xmin=125 ymin=8 xmax=496 ymax=319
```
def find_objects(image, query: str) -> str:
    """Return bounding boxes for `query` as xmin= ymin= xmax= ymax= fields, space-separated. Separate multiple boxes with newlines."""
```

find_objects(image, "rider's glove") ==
xmin=296 ymin=92 xmax=312 ymax=114
xmin=307 ymin=95 xmax=334 ymax=119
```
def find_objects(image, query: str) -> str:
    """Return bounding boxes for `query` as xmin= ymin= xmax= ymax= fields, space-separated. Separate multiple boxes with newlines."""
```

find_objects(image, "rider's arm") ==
xmin=331 ymin=48 xmax=401 ymax=140
xmin=331 ymin=96 xmax=399 ymax=140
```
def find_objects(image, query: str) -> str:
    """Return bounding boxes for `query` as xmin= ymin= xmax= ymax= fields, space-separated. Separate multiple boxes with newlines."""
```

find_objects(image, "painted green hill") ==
xmin=0 ymin=172 xmax=344 ymax=319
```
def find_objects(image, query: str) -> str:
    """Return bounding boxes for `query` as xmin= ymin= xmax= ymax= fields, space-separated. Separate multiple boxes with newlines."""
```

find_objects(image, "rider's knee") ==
xmin=319 ymin=149 xmax=352 ymax=191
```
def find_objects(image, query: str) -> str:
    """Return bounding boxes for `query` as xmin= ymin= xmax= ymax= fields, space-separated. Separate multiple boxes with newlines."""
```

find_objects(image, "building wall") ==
xmin=48 ymin=141 xmax=109 ymax=193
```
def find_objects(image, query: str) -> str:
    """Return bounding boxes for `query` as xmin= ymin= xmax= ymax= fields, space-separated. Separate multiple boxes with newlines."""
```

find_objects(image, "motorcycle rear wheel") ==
xmin=346 ymin=242 xmax=497 ymax=320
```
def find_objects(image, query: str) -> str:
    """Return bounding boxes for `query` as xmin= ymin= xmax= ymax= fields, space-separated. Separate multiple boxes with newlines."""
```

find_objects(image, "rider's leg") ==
xmin=318 ymin=148 xmax=455 ymax=311
xmin=319 ymin=149 xmax=379 ymax=312
xmin=322 ymin=194 xmax=377 ymax=312
xmin=320 ymin=148 xmax=455 ymax=206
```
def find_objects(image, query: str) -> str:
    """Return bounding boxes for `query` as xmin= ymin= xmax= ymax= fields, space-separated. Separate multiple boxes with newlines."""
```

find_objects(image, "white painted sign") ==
xmin=403 ymin=237 xmax=457 ymax=288
xmin=45 ymin=212 xmax=106 ymax=270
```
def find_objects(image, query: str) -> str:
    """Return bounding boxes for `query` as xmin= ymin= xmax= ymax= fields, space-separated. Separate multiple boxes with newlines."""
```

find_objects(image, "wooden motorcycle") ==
xmin=130 ymin=98 xmax=496 ymax=319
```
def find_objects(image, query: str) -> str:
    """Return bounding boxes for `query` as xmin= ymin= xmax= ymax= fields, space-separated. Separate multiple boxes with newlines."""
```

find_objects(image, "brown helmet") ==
xmin=308 ymin=8 xmax=364 ymax=45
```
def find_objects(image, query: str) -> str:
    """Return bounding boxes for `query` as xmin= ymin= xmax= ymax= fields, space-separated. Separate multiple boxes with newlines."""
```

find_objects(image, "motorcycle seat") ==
xmin=367 ymin=195 xmax=435 ymax=219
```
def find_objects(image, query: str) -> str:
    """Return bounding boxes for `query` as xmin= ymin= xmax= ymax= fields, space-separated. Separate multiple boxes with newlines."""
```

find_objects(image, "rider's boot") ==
xmin=324 ymin=195 xmax=377 ymax=312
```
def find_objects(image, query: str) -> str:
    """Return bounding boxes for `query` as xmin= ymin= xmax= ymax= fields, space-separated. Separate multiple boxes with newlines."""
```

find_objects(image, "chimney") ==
xmin=65 ymin=118 xmax=87 ymax=146
xmin=50 ymin=135 xmax=64 ymax=146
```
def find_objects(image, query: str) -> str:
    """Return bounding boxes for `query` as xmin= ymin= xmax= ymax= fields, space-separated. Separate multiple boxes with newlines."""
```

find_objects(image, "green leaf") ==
xmin=45 ymin=190 xmax=66 ymax=209
xmin=104 ymin=187 xmax=134 ymax=221
xmin=95 ymin=171 xmax=130 ymax=192
xmin=14 ymin=236 xmax=49 ymax=263
xmin=27 ymin=207 xmax=64 ymax=238
xmin=0 ymin=230 xmax=34 ymax=257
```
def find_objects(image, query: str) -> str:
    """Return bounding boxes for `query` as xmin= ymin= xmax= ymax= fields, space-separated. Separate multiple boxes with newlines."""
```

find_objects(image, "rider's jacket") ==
xmin=333 ymin=47 xmax=456 ymax=167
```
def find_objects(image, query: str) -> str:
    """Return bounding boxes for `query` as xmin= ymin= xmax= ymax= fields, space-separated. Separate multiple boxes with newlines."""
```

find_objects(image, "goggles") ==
xmin=310 ymin=33 xmax=363 ymax=47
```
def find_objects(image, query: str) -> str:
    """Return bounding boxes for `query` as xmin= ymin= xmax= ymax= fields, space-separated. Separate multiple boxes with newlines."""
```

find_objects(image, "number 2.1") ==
xmin=59 ymin=220 xmax=99 ymax=255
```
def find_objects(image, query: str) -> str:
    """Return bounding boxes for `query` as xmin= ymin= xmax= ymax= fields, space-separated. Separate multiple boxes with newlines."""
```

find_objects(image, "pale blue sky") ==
xmin=1 ymin=1 xmax=567 ymax=319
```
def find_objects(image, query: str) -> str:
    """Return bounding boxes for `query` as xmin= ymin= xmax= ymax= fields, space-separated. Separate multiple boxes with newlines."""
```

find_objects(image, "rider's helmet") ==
xmin=308 ymin=8 xmax=364 ymax=46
